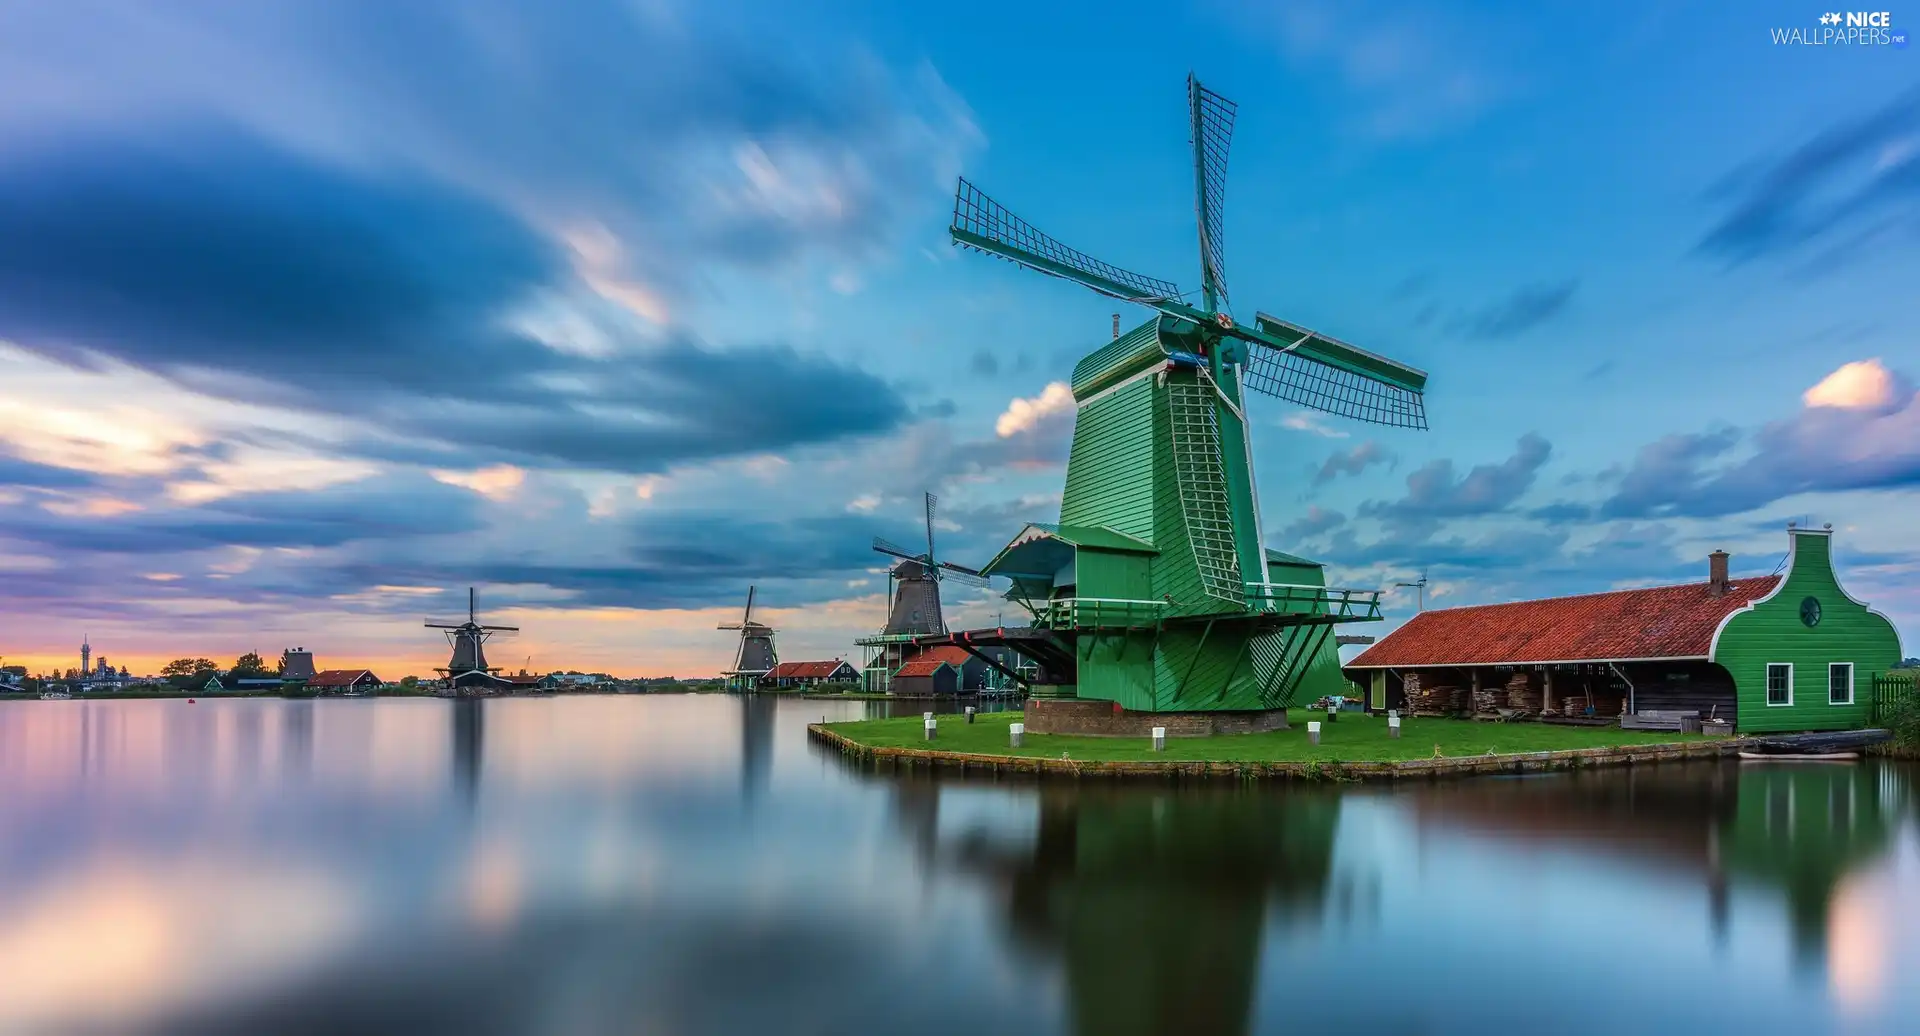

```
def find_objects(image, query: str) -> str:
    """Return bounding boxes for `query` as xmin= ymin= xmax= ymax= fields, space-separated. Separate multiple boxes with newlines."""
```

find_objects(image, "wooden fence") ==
xmin=1872 ymin=672 xmax=1917 ymax=725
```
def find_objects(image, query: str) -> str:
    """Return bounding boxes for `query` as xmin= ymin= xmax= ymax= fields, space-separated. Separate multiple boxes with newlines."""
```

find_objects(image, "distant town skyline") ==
xmin=0 ymin=0 xmax=1914 ymax=675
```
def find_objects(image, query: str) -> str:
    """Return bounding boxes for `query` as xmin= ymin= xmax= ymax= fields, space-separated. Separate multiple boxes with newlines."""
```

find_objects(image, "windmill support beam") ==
xmin=947 ymin=637 xmax=1031 ymax=690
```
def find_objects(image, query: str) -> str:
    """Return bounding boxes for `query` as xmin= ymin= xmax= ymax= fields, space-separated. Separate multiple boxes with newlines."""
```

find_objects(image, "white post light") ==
xmin=965 ymin=706 xmax=977 ymax=724
xmin=1010 ymin=722 xmax=1025 ymax=748
xmin=1307 ymin=720 xmax=1321 ymax=746
xmin=1151 ymin=726 xmax=1167 ymax=752
xmin=1388 ymin=715 xmax=1402 ymax=739
xmin=924 ymin=715 xmax=937 ymax=741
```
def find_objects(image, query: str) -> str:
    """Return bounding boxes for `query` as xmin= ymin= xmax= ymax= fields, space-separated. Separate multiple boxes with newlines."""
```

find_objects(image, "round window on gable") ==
xmin=1799 ymin=596 xmax=1822 ymax=628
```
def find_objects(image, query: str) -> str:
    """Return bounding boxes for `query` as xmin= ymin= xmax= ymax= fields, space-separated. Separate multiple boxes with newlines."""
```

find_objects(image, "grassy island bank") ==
xmin=813 ymin=709 xmax=1736 ymax=781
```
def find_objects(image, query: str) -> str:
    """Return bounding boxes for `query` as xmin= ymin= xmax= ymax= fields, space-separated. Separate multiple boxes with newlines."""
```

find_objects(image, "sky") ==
xmin=0 ymin=0 xmax=1916 ymax=678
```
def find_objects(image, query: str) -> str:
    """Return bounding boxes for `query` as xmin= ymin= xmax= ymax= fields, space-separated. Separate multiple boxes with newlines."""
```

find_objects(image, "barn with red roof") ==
xmin=1347 ymin=527 xmax=1902 ymax=732
xmin=764 ymin=660 xmax=858 ymax=688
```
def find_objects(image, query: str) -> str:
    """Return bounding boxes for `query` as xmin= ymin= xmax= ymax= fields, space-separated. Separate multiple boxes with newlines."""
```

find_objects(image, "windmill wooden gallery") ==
xmin=721 ymin=76 xmax=1904 ymax=739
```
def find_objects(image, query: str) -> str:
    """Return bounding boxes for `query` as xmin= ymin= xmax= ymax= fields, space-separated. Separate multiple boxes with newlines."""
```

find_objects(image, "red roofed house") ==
xmin=891 ymin=650 xmax=964 ymax=697
xmin=1347 ymin=528 xmax=1902 ymax=732
xmin=764 ymin=659 xmax=858 ymax=688
xmin=307 ymin=669 xmax=383 ymax=695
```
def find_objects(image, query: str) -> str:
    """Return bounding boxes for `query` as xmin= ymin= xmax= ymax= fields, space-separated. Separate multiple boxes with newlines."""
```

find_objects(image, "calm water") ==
xmin=2 ymin=695 xmax=1917 ymax=1035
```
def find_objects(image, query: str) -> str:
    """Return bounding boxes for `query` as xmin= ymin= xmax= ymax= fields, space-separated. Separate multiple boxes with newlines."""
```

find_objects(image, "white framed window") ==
xmin=1828 ymin=662 xmax=1854 ymax=706
xmin=1766 ymin=663 xmax=1793 ymax=706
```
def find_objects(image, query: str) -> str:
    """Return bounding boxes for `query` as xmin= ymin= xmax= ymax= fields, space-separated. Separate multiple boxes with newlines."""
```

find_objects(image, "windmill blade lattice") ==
xmin=951 ymin=179 xmax=1181 ymax=304
xmin=1241 ymin=314 xmax=1429 ymax=429
xmin=1190 ymin=76 xmax=1237 ymax=308
xmin=938 ymin=563 xmax=989 ymax=588
xmin=872 ymin=536 xmax=925 ymax=563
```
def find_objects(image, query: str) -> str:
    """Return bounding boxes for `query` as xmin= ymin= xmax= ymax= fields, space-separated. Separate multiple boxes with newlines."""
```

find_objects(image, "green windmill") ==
xmin=932 ymin=76 xmax=1431 ymax=730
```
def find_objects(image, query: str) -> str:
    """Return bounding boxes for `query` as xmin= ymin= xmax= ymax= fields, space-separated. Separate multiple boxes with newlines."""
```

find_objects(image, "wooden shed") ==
xmin=1346 ymin=527 xmax=1901 ymax=733
xmin=891 ymin=657 xmax=960 ymax=697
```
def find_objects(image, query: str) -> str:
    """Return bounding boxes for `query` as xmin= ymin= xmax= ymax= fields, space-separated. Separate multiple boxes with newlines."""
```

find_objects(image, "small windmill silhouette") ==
xmin=426 ymin=588 xmax=518 ymax=690
xmin=717 ymin=586 xmax=777 ymax=691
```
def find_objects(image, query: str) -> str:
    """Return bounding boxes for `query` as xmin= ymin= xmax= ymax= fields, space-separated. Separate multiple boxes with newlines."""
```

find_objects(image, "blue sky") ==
xmin=0 ymin=0 xmax=1914 ymax=676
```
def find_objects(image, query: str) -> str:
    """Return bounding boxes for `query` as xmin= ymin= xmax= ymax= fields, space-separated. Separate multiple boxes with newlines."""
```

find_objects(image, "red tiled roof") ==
xmin=895 ymin=657 xmax=959 ymax=678
xmin=1348 ymin=577 xmax=1780 ymax=668
xmin=308 ymin=669 xmax=378 ymax=687
xmin=913 ymin=645 xmax=975 ymax=667
xmin=767 ymin=660 xmax=851 ymax=679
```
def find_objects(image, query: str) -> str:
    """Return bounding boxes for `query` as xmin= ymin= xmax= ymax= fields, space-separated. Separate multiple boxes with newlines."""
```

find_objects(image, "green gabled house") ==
xmin=1709 ymin=526 xmax=1904 ymax=733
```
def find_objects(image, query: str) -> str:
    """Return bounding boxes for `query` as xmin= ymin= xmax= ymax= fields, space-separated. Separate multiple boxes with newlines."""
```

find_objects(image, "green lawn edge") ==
xmin=820 ymin=708 xmax=1714 ymax=765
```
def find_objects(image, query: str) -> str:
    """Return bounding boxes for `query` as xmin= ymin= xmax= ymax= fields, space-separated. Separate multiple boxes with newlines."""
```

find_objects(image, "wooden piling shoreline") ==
xmin=807 ymin=722 xmax=1757 ymax=783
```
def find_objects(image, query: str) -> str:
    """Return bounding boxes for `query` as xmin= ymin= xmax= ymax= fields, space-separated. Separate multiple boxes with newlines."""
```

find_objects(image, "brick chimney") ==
xmin=1708 ymin=550 xmax=1730 ymax=596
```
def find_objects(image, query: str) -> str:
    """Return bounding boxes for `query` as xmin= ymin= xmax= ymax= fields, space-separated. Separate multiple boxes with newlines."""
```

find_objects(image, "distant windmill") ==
xmin=717 ymin=586 xmax=777 ymax=691
xmin=426 ymin=588 xmax=519 ymax=695
xmin=871 ymin=491 xmax=989 ymax=637
xmin=859 ymin=492 xmax=990 ymax=691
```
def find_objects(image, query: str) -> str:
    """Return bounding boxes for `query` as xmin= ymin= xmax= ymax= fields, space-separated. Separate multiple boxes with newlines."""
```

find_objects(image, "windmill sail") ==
xmin=1189 ymin=76 xmax=1237 ymax=310
xmin=1242 ymin=313 xmax=1428 ymax=429
xmin=951 ymin=180 xmax=1181 ymax=304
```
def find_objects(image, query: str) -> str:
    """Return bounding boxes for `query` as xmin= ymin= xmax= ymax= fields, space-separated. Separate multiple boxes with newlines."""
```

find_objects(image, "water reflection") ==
xmin=0 ymin=697 xmax=1913 ymax=1035
xmin=939 ymin=782 xmax=1341 ymax=1036
xmin=452 ymin=698 xmax=483 ymax=814
xmin=1401 ymin=764 xmax=1900 ymax=973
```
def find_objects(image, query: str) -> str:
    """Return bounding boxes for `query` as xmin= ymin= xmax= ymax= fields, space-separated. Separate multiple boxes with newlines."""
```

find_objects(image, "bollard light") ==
xmin=1151 ymin=726 xmax=1167 ymax=752
xmin=1307 ymin=720 xmax=1322 ymax=746
xmin=965 ymin=706 xmax=977 ymax=724
xmin=1388 ymin=715 xmax=1402 ymax=739
xmin=924 ymin=716 xmax=937 ymax=741
xmin=1010 ymin=722 xmax=1025 ymax=748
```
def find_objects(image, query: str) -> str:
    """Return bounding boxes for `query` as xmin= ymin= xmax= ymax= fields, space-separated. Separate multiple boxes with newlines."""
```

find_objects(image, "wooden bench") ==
xmin=1621 ymin=710 xmax=1702 ymax=733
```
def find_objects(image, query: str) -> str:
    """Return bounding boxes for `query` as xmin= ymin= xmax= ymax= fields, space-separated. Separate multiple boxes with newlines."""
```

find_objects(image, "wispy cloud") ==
xmin=1697 ymin=88 xmax=1920 ymax=266
xmin=1239 ymin=0 xmax=1511 ymax=140
xmin=1448 ymin=281 xmax=1578 ymax=340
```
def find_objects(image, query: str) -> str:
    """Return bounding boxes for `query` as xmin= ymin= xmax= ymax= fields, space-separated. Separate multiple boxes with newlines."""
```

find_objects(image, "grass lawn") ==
xmin=824 ymin=709 xmax=1705 ymax=763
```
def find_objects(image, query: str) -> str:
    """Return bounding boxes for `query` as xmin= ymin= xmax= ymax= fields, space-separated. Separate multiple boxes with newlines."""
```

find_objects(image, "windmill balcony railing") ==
xmin=1244 ymin=583 xmax=1384 ymax=620
xmin=855 ymin=632 xmax=933 ymax=646
xmin=1041 ymin=597 xmax=1170 ymax=629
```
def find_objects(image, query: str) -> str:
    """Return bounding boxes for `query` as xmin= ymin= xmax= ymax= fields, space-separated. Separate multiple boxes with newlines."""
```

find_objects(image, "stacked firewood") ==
xmin=1408 ymin=682 xmax=1466 ymax=714
xmin=1471 ymin=686 xmax=1509 ymax=714
xmin=1503 ymin=672 xmax=1542 ymax=714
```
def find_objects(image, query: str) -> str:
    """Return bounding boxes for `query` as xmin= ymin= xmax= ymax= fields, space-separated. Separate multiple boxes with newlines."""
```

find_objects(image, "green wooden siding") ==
xmin=1070 ymin=317 xmax=1166 ymax=399
xmin=1712 ymin=530 xmax=1903 ymax=733
xmin=1060 ymin=379 xmax=1158 ymax=543
xmin=1076 ymin=631 xmax=1158 ymax=707
xmin=1076 ymin=549 xmax=1152 ymax=601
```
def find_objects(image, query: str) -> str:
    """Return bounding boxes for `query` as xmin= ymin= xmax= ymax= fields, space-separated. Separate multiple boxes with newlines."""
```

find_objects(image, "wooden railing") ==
xmin=1244 ymin=584 xmax=1384 ymax=620
xmin=1041 ymin=597 xmax=1170 ymax=629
